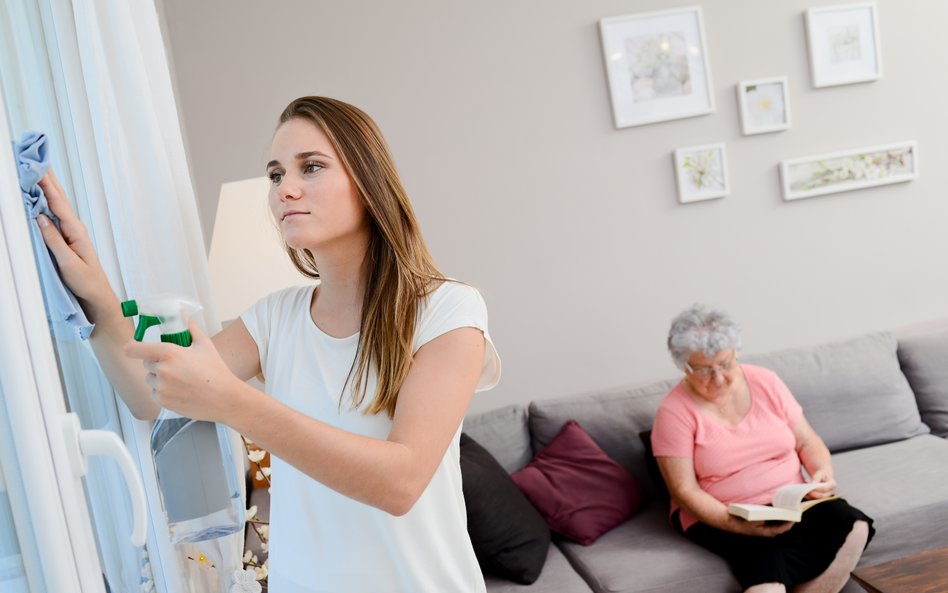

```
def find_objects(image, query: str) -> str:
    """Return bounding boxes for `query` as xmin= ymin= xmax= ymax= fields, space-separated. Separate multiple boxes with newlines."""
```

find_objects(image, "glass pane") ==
xmin=0 ymin=383 xmax=44 ymax=593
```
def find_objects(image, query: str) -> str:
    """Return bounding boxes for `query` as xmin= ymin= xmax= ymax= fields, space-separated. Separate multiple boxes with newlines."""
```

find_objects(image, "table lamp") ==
xmin=207 ymin=176 xmax=306 ymax=321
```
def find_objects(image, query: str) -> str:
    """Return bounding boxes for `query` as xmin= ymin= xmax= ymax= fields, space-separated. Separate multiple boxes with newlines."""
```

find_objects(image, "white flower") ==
xmin=230 ymin=569 xmax=262 ymax=593
xmin=262 ymin=467 xmax=271 ymax=477
xmin=243 ymin=550 xmax=253 ymax=563
xmin=254 ymin=565 xmax=269 ymax=580
xmin=257 ymin=525 xmax=269 ymax=539
xmin=247 ymin=505 xmax=258 ymax=519
xmin=247 ymin=450 xmax=266 ymax=463
xmin=255 ymin=471 xmax=264 ymax=481
xmin=260 ymin=542 xmax=269 ymax=552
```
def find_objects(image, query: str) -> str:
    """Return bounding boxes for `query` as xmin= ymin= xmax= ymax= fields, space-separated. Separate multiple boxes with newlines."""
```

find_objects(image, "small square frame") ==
xmin=805 ymin=2 xmax=882 ymax=88
xmin=674 ymin=143 xmax=730 ymax=203
xmin=737 ymin=76 xmax=792 ymax=135
xmin=780 ymin=141 xmax=917 ymax=201
xmin=599 ymin=6 xmax=715 ymax=128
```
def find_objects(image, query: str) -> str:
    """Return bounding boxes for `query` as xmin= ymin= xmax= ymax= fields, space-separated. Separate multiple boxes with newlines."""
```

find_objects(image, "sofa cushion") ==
xmin=557 ymin=505 xmax=739 ymax=593
xmin=744 ymin=332 xmax=928 ymax=452
xmin=460 ymin=433 xmax=550 ymax=585
xmin=484 ymin=544 xmax=594 ymax=593
xmin=897 ymin=328 xmax=948 ymax=437
xmin=528 ymin=379 xmax=676 ymax=500
xmin=832 ymin=435 xmax=948 ymax=567
xmin=511 ymin=420 xmax=646 ymax=545
xmin=464 ymin=404 xmax=532 ymax=473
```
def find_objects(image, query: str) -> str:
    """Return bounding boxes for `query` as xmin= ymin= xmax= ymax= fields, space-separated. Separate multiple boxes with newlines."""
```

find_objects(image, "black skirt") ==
xmin=684 ymin=499 xmax=875 ymax=589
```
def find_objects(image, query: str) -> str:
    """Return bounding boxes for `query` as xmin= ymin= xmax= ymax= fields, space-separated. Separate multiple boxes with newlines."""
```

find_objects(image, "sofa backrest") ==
xmin=464 ymin=329 xmax=939 ymax=501
xmin=743 ymin=331 xmax=928 ymax=452
xmin=463 ymin=404 xmax=533 ymax=473
xmin=527 ymin=379 xmax=676 ymax=500
xmin=897 ymin=327 xmax=948 ymax=437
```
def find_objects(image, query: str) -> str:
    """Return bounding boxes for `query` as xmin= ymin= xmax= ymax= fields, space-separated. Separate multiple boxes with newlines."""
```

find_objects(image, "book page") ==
xmin=772 ymin=482 xmax=824 ymax=511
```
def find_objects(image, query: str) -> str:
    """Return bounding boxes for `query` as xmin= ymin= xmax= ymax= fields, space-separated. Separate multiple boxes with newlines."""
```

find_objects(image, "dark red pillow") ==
xmin=511 ymin=420 xmax=645 ymax=545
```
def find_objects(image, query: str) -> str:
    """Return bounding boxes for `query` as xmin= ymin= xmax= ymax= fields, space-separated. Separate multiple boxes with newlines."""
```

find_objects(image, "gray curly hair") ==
xmin=667 ymin=304 xmax=743 ymax=370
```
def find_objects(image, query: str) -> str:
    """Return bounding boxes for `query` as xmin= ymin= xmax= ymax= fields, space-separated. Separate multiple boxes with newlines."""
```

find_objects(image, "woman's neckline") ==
xmin=307 ymin=284 xmax=360 ymax=341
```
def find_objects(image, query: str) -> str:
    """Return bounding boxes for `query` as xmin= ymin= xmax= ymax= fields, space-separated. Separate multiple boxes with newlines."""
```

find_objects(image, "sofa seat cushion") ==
xmin=557 ymin=505 xmax=739 ymax=593
xmin=484 ymin=544 xmax=594 ymax=593
xmin=832 ymin=435 xmax=948 ymax=567
xmin=897 ymin=328 xmax=948 ymax=437
xmin=744 ymin=331 xmax=928 ymax=452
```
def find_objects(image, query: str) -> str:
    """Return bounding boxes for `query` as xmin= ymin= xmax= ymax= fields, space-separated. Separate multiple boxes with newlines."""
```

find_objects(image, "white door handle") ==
xmin=62 ymin=413 xmax=148 ymax=546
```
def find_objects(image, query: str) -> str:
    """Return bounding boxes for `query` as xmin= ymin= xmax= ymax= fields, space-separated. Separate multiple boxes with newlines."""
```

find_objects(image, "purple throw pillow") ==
xmin=511 ymin=420 xmax=645 ymax=545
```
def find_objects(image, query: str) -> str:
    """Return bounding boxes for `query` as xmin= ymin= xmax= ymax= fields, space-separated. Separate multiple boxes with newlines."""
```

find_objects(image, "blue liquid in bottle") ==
xmin=150 ymin=414 xmax=244 ymax=544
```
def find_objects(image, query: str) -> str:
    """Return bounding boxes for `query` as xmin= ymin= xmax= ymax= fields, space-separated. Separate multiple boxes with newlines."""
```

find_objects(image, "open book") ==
xmin=728 ymin=482 xmax=839 ymax=523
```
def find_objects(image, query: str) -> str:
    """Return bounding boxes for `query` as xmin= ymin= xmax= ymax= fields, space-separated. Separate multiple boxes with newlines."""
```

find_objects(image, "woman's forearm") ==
xmin=799 ymin=439 xmax=833 ymax=479
xmin=225 ymin=382 xmax=430 ymax=516
xmin=86 ymin=291 xmax=161 ymax=420
xmin=672 ymin=485 xmax=736 ymax=531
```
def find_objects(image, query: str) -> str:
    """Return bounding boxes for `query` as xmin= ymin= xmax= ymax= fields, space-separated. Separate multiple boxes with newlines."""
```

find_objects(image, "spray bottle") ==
xmin=122 ymin=295 xmax=244 ymax=544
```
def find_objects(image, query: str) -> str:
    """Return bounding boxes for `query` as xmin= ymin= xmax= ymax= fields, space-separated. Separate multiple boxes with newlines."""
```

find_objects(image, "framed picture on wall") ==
xmin=673 ymin=143 xmax=729 ymax=203
xmin=736 ymin=76 xmax=791 ymax=135
xmin=805 ymin=2 xmax=882 ymax=88
xmin=599 ymin=6 xmax=715 ymax=128
xmin=780 ymin=141 xmax=917 ymax=201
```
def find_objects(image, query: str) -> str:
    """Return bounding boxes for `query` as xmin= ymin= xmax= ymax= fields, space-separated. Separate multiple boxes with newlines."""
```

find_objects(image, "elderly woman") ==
xmin=652 ymin=305 xmax=874 ymax=593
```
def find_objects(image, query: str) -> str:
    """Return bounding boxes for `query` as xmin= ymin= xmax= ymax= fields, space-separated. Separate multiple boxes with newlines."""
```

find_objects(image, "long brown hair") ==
xmin=276 ymin=96 xmax=444 ymax=418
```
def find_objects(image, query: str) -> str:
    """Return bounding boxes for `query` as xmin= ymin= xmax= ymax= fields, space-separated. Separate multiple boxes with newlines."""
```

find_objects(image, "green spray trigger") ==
xmin=121 ymin=295 xmax=201 ymax=347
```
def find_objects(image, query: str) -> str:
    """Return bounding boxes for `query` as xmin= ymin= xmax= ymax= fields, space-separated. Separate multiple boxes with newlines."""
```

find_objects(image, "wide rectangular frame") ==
xmin=737 ymin=76 xmax=792 ymax=135
xmin=674 ymin=142 xmax=730 ymax=203
xmin=805 ymin=2 xmax=882 ymax=88
xmin=600 ymin=6 xmax=715 ymax=128
xmin=780 ymin=141 xmax=917 ymax=201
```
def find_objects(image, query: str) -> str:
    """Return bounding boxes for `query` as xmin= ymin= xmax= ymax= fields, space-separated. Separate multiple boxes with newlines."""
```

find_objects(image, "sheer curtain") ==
xmin=0 ymin=1 xmax=244 ymax=592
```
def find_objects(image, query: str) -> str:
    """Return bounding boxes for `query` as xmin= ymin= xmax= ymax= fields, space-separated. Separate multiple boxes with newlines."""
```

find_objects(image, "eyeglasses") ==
xmin=685 ymin=353 xmax=736 ymax=379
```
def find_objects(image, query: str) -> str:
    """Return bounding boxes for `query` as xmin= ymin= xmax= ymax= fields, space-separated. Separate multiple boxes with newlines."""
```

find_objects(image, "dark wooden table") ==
xmin=851 ymin=547 xmax=948 ymax=593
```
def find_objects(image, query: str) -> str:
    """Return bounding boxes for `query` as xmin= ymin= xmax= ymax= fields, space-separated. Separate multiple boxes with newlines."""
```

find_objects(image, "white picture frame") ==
xmin=805 ymin=2 xmax=882 ymax=88
xmin=600 ymin=6 xmax=715 ymax=128
xmin=674 ymin=143 xmax=729 ymax=203
xmin=737 ymin=76 xmax=792 ymax=135
xmin=780 ymin=141 xmax=917 ymax=201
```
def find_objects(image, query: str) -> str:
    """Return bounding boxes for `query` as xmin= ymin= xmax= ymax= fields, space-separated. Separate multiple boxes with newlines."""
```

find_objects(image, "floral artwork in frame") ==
xmin=805 ymin=2 xmax=882 ymax=88
xmin=780 ymin=141 xmax=917 ymax=201
xmin=674 ymin=143 xmax=729 ymax=203
xmin=737 ymin=77 xmax=791 ymax=135
xmin=599 ymin=6 xmax=715 ymax=128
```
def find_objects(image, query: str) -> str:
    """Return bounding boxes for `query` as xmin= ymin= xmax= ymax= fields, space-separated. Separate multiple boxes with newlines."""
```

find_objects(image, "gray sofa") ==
xmin=464 ymin=325 xmax=948 ymax=593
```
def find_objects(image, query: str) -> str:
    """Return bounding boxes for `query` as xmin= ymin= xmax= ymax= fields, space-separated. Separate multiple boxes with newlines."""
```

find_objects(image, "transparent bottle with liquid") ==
xmin=150 ymin=412 xmax=244 ymax=544
xmin=122 ymin=296 xmax=245 ymax=543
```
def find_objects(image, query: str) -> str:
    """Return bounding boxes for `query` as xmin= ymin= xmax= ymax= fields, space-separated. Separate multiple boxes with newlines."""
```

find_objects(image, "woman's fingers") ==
xmin=36 ymin=214 xmax=81 ymax=267
xmin=38 ymin=170 xmax=75 ymax=221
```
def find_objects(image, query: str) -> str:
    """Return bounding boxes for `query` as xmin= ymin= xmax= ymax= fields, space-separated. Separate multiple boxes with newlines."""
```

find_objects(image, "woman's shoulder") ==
xmin=420 ymin=279 xmax=486 ymax=315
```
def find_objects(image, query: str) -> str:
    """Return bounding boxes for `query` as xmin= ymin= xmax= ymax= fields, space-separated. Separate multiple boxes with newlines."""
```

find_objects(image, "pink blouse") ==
xmin=651 ymin=364 xmax=805 ymax=531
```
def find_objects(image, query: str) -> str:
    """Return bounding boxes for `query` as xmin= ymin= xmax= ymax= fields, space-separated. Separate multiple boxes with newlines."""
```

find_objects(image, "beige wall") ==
xmin=158 ymin=0 xmax=948 ymax=414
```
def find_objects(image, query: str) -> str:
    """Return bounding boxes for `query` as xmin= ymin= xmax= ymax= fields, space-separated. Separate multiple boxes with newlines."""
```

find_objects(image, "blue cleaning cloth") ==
xmin=14 ymin=131 xmax=94 ymax=340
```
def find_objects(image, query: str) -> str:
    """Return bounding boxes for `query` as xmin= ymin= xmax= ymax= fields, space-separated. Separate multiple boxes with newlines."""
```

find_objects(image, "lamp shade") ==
xmin=207 ymin=177 xmax=307 ymax=321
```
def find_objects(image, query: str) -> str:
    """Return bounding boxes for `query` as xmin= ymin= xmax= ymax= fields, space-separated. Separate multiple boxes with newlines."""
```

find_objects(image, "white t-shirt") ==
xmin=240 ymin=280 xmax=501 ymax=593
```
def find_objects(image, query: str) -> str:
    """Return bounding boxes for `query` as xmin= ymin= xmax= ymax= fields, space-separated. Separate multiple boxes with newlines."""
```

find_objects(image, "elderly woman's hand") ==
xmin=805 ymin=469 xmax=837 ymax=499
